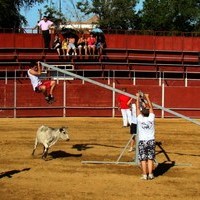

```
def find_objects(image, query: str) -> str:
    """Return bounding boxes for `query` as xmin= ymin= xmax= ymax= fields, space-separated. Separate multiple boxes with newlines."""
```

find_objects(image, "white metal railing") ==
xmin=1 ymin=69 xmax=200 ymax=86
xmin=0 ymin=68 xmax=200 ymax=118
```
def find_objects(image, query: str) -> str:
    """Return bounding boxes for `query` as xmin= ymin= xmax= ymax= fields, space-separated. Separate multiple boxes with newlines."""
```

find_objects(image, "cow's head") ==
xmin=59 ymin=127 xmax=70 ymax=141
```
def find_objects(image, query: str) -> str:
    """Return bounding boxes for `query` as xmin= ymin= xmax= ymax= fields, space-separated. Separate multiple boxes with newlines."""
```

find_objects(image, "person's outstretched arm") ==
xmin=136 ymin=93 xmax=141 ymax=117
xmin=127 ymin=98 xmax=133 ymax=106
xmin=144 ymin=94 xmax=154 ymax=114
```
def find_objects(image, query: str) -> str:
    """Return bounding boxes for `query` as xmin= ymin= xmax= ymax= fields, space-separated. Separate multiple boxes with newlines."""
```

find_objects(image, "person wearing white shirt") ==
xmin=27 ymin=61 xmax=56 ymax=104
xmin=37 ymin=16 xmax=54 ymax=48
xmin=136 ymin=93 xmax=155 ymax=180
xmin=127 ymin=98 xmax=137 ymax=152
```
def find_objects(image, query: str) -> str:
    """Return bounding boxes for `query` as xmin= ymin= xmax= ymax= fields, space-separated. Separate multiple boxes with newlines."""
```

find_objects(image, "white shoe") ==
xmin=148 ymin=174 xmax=154 ymax=180
xmin=66 ymin=53 xmax=69 ymax=56
xmin=140 ymin=174 xmax=148 ymax=180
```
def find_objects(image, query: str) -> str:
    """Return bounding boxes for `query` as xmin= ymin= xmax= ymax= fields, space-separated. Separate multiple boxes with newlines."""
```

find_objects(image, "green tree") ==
xmin=0 ymin=0 xmax=45 ymax=29
xmin=77 ymin=0 xmax=139 ymax=30
xmin=43 ymin=3 xmax=66 ymax=28
xmin=138 ymin=0 xmax=200 ymax=32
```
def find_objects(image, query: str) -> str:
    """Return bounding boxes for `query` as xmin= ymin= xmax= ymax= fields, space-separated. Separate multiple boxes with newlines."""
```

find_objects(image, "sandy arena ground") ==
xmin=0 ymin=117 xmax=200 ymax=200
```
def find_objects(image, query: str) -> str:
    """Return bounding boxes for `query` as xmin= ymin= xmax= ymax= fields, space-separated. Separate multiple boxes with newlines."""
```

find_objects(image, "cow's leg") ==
xmin=32 ymin=138 xmax=38 ymax=156
xmin=42 ymin=144 xmax=49 ymax=159
xmin=42 ymin=146 xmax=45 ymax=154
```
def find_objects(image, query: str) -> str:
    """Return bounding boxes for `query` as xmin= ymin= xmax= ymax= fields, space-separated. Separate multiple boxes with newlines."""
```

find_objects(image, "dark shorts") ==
xmin=138 ymin=139 xmax=156 ymax=161
xmin=130 ymin=123 xmax=137 ymax=135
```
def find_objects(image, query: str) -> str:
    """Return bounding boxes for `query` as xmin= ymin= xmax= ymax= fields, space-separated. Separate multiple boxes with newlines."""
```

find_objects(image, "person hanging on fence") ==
xmin=136 ymin=92 xmax=156 ymax=180
xmin=27 ymin=61 xmax=56 ymax=104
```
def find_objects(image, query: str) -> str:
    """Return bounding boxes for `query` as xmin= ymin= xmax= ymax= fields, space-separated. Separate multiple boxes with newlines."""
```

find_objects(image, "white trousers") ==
xmin=120 ymin=109 xmax=132 ymax=126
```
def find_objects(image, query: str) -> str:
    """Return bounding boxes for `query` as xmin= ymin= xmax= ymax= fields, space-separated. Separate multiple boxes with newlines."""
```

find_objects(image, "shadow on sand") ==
xmin=0 ymin=168 xmax=30 ymax=179
xmin=154 ymin=141 xmax=175 ymax=177
xmin=49 ymin=150 xmax=82 ymax=159
xmin=72 ymin=143 xmax=121 ymax=151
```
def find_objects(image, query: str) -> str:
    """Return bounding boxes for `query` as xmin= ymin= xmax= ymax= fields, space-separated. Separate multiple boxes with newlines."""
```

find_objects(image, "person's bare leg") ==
xmin=49 ymin=80 xmax=56 ymax=97
xmin=84 ymin=46 xmax=88 ymax=55
xmin=141 ymin=160 xmax=147 ymax=175
xmin=78 ymin=47 xmax=82 ymax=55
xmin=147 ymin=159 xmax=154 ymax=174
xmin=130 ymin=138 xmax=134 ymax=148
xmin=92 ymin=46 xmax=96 ymax=55
xmin=140 ymin=160 xmax=148 ymax=180
xmin=129 ymin=137 xmax=135 ymax=152
xmin=40 ymin=86 xmax=48 ymax=97
xmin=57 ymin=48 xmax=60 ymax=56
xmin=88 ymin=46 xmax=91 ymax=55
xmin=148 ymin=159 xmax=155 ymax=179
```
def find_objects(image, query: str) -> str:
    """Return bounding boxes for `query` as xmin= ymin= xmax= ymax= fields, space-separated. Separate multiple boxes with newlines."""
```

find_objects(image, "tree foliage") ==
xmin=43 ymin=3 xmax=66 ymax=27
xmin=76 ymin=0 xmax=200 ymax=32
xmin=1 ymin=0 xmax=200 ymax=32
xmin=138 ymin=0 xmax=200 ymax=32
xmin=0 ymin=0 xmax=45 ymax=28
xmin=77 ymin=0 xmax=139 ymax=29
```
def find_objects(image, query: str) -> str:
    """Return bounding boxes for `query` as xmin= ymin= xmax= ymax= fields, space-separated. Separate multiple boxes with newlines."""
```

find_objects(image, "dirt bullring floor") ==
xmin=0 ymin=117 xmax=200 ymax=200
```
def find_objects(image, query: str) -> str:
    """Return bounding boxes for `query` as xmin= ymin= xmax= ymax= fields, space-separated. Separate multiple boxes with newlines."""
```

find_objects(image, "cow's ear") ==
xmin=59 ymin=127 xmax=65 ymax=132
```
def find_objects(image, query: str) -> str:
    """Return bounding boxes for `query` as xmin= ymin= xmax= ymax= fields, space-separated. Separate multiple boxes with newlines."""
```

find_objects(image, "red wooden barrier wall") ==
xmin=0 ymin=33 xmax=200 ymax=51
xmin=1 ymin=81 xmax=200 ymax=118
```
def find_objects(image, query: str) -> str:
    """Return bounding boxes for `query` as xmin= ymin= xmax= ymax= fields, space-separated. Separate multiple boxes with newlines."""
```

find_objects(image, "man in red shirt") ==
xmin=117 ymin=88 xmax=132 ymax=127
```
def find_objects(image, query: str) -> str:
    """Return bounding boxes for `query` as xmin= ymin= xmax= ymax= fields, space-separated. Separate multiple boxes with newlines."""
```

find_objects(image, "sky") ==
xmin=20 ymin=0 xmax=144 ymax=28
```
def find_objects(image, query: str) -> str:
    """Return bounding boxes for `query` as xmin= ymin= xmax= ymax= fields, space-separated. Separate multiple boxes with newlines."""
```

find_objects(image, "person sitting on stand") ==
xmin=52 ymin=33 xmax=61 ymax=56
xmin=96 ymin=34 xmax=105 ymax=55
xmin=77 ymin=35 xmax=88 ymax=55
xmin=66 ymin=36 xmax=77 ymax=56
xmin=87 ymin=33 xmax=96 ymax=55
xmin=61 ymin=38 xmax=69 ymax=56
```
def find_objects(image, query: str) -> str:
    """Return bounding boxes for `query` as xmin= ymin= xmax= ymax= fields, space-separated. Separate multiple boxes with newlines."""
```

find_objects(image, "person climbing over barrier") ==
xmin=27 ymin=61 xmax=56 ymax=104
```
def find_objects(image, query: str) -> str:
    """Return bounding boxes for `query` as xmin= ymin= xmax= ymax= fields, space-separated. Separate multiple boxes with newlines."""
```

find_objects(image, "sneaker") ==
xmin=128 ymin=147 xmax=133 ymax=152
xmin=148 ymin=174 xmax=154 ymax=180
xmin=49 ymin=95 xmax=54 ymax=100
xmin=45 ymin=96 xmax=50 ymax=101
xmin=45 ymin=95 xmax=55 ymax=104
xmin=50 ymin=95 xmax=56 ymax=103
xmin=140 ymin=174 xmax=148 ymax=180
xmin=66 ymin=53 xmax=69 ymax=56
